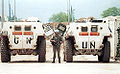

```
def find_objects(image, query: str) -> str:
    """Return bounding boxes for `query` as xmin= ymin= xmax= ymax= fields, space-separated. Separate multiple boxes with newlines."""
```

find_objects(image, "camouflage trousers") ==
xmin=53 ymin=45 xmax=61 ymax=63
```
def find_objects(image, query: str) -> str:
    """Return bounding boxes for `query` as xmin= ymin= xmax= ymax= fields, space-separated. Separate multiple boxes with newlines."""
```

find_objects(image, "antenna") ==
xmin=9 ymin=0 xmax=11 ymax=21
xmin=1 ymin=0 xmax=4 ymax=29
xmin=68 ymin=0 xmax=70 ymax=25
xmin=14 ymin=0 xmax=16 ymax=22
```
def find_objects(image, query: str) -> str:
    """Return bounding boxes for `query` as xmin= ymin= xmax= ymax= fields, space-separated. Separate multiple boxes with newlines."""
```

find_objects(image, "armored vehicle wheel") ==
xmin=63 ymin=42 xmax=66 ymax=61
xmin=1 ymin=36 xmax=11 ymax=62
xmin=98 ymin=48 xmax=104 ymax=62
xmin=98 ymin=55 xmax=103 ymax=62
xmin=102 ymin=41 xmax=110 ymax=62
xmin=63 ymin=52 xmax=66 ymax=61
xmin=37 ymin=37 xmax=46 ymax=62
xmin=65 ymin=39 xmax=73 ymax=62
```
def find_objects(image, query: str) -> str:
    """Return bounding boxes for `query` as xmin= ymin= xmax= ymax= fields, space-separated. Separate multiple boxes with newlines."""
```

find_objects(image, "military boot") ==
xmin=52 ymin=59 xmax=55 ymax=63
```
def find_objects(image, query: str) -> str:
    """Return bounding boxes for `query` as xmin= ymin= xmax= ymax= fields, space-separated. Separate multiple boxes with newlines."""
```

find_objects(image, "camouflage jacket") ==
xmin=51 ymin=35 xmax=63 ymax=46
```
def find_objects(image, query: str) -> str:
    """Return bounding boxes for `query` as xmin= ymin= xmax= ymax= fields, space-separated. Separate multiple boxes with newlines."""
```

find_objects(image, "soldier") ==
xmin=50 ymin=30 xmax=63 ymax=63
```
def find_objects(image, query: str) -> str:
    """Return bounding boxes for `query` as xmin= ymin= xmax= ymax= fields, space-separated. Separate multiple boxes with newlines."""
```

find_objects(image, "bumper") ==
xmin=11 ymin=49 xmax=38 ymax=55
xmin=74 ymin=49 xmax=102 ymax=56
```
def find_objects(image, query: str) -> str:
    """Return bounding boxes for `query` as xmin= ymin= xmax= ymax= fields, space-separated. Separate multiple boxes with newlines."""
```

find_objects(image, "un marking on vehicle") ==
xmin=26 ymin=37 xmax=33 ymax=44
xmin=14 ymin=37 xmax=19 ymax=44
xmin=82 ymin=42 xmax=95 ymax=49
xmin=14 ymin=37 xmax=33 ymax=44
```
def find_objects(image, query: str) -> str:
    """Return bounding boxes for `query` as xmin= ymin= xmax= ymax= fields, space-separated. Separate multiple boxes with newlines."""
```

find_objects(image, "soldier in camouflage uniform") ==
xmin=50 ymin=30 xmax=63 ymax=63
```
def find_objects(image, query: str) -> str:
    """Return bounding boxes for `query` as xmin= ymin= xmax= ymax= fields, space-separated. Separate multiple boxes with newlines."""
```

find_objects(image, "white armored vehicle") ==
xmin=64 ymin=20 xmax=113 ymax=62
xmin=0 ymin=22 xmax=46 ymax=62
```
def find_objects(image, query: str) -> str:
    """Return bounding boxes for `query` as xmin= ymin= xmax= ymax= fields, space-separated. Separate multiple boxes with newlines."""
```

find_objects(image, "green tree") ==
xmin=101 ymin=7 xmax=120 ymax=18
xmin=49 ymin=12 xmax=75 ymax=23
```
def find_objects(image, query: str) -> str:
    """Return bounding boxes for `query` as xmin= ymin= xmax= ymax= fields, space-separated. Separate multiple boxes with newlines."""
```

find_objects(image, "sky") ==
xmin=0 ymin=0 xmax=120 ymax=23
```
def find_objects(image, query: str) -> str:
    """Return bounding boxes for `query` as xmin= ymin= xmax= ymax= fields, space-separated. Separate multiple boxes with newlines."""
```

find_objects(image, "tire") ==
xmin=37 ymin=37 xmax=46 ymax=62
xmin=63 ymin=52 xmax=66 ymax=61
xmin=98 ymin=55 xmax=103 ymax=62
xmin=65 ymin=39 xmax=73 ymax=62
xmin=1 ymin=36 xmax=11 ymax=62
xmin=102 ymin=41 xmax=110 ymax=62
xmin=98 ymin=49 xmax=103 ymax=62
xmin=63 ymin=42 xmax=66 ymax=61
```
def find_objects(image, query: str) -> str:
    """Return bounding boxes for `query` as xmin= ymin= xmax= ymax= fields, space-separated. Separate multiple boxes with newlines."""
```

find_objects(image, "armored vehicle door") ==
xmin=77 ymin=25 xmax=89 ymax=49
xmin=22 ymin=25 xmax=35 ymax=49
xmin=43 ymin=24 xmax=54 ymax=37
xmin=10 ymin=25 xmax=23 ymax=49
xmin=57 ymin=23 xmax=66 ymax=36
xmin=76 ymin=24 xmax=101 ymax=49
xmin=43 ymin=23 xmax=66 ymax=37
xmin=89 ymin=25 xmax=101 ymax=49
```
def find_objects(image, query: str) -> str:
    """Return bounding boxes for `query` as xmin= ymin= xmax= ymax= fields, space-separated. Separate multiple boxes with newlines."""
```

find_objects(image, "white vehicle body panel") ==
xmin=103 ymin=16 xmax=120 ymax=58
xmin=2 ymin=22 xmax=44 ymax=50
xmin=65 ymin=22 xmax=111 ymax=50
xmin=64 ymin=16 xmax=120 ymax=59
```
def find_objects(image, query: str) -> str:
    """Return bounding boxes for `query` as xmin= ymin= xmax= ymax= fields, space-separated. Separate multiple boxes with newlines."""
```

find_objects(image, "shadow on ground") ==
xmin=9 ymin=61 xmax=52 ymax=63
xmin=8 ymin=61 xmax=120 ymax=64
xmin=72 ymin=61 xmax=120 ymax=63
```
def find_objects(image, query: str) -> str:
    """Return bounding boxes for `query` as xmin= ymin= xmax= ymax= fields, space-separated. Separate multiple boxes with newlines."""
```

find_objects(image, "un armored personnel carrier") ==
xmin=64 ymin=19 xmax=113 ymax=62
xmin=0 ymin=22 xmax=46 ymax=62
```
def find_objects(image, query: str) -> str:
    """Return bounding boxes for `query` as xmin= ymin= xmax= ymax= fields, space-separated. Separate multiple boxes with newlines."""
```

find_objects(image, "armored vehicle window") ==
xmin=91 ymin=26 xmax=98 ymax=32
xmin=14 ymin=26 xmax=21 ymax=31
xmin=81 ymin=27 xmax=88 ymax=32
xmin=25 ymin=26 xmax=31 ymax=31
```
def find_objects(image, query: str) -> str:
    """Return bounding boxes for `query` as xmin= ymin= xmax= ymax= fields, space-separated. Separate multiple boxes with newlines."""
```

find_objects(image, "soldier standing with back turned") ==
xmin=50 ymin=30 xmax=63 ymax=63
